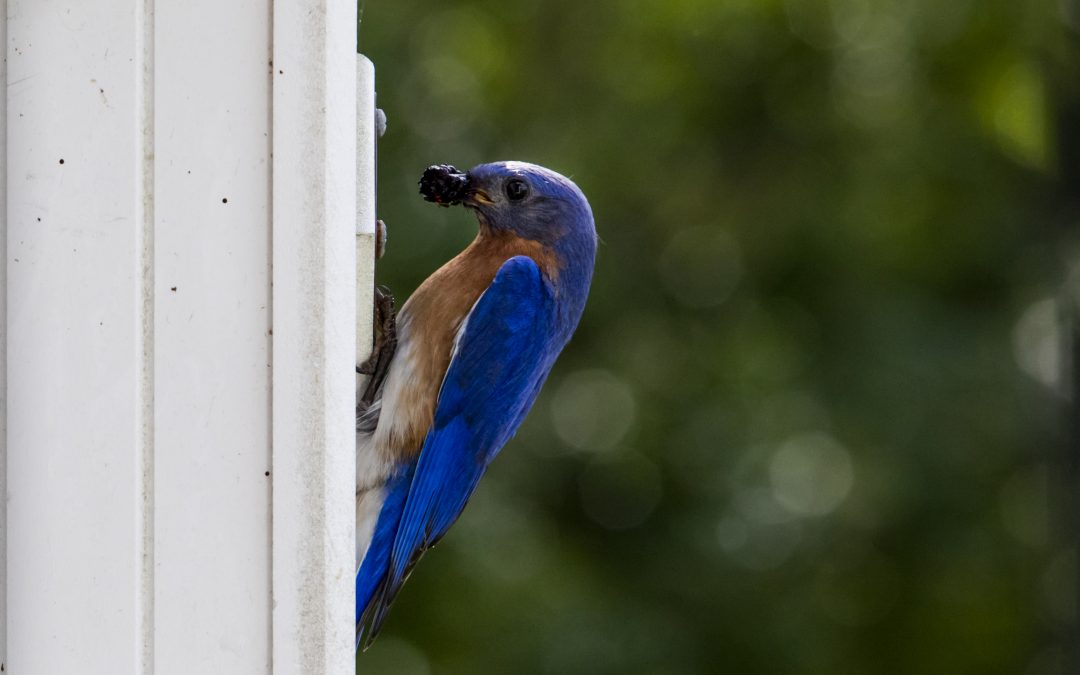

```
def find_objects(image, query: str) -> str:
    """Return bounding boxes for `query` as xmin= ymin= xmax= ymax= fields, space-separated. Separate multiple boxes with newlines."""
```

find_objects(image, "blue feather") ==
xmin=356 ymin=256 xmax=558 ymax=645
xmin=355 ymin=465 xmax=412 ymax=646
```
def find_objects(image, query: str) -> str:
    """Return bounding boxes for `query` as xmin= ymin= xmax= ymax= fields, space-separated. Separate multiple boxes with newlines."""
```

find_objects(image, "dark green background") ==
xmin=358 ymin=1 xmax=1079 ymax=673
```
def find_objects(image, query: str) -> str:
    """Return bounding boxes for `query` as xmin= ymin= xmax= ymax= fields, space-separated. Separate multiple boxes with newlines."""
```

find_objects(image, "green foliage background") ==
xmin=358 ymin=1 xmax=1080 ymax=672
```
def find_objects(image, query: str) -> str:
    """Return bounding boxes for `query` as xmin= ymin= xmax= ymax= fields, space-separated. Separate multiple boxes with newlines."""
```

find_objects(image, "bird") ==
xmin=354 ymin=161 xmax=597 ymax=649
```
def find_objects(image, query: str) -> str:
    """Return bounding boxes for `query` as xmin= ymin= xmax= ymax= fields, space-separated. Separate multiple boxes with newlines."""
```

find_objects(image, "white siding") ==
xmin=2 ymin=0 xmax=367 ymax=672
xmin=269 ymin=0 xmax=358 ymax=672
xmin=153 ymin=1 xmax=274 ymax=672
xmin=7 ymin=2 xmax=143 ymax=670
xmin=0 ymin=0 xmax=9 ymax=669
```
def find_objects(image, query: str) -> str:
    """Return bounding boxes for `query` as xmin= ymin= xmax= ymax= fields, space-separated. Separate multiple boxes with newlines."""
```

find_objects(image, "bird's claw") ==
xmin=357 ymin=285 xmax=397 ymax=409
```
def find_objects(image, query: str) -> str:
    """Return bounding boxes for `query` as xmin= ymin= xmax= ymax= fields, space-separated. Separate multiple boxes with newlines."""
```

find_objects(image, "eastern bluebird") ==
xmin=355 ymin=161 xmax=597 ymax=648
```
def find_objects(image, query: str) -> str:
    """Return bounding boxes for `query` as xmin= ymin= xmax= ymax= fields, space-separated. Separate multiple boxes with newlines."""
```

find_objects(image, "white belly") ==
xmin=355 ymin=316 xmax=449 ymax=569
xmin=356 ymin=427 xmax=393 ymax=567
xmin=356 ymin=485 xmax=386 ymax=568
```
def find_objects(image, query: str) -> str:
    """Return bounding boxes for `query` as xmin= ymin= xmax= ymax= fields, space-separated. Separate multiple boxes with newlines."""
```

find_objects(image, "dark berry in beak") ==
xmin=418 ymin=164 xmax=470 ymax=207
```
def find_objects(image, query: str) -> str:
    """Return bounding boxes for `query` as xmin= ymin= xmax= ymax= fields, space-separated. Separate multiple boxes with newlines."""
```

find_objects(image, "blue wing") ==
xmin=357 ymin=255 xmax=558 ymax=646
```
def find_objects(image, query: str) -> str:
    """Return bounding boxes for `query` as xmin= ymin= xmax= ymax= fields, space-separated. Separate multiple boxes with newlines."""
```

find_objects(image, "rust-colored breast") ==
xmin=375 ymin=230 xmax=560 ymax=462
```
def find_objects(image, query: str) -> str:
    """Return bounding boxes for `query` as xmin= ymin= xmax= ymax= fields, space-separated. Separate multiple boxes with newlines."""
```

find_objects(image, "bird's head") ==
xmin=419 ymin=161 xmax=594 ymax=247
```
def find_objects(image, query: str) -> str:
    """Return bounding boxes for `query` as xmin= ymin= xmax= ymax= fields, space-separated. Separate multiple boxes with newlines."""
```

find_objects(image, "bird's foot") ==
xmin=357 ymin=285 xmax=397 ymax=408
xmin=356 ymin=218 xmax=390 ymax=377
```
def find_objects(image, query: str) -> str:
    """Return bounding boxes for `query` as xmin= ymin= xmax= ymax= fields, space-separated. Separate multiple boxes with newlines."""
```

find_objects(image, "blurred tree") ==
xmin=357 ymin=1 xmax=1080 ymax=673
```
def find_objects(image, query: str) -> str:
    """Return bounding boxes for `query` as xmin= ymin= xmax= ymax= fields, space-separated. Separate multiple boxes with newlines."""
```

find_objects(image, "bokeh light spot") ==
xmin=978 ymin=60 xmax=1049 ymax=169
xmin=551 ymin=369 xmax=637 ymax=452
xmin=769 ymin=432 xmax=854 ymax=517
xmin=1012 ymin=298 xmax=1060 ymax=390
xmin=718 ymin=487 xmax=806 ymax=568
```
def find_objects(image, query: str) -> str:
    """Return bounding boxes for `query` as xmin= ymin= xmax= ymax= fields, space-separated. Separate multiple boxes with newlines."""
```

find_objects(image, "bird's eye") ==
xmin=504 ymin=178 xmax=529 ymax=201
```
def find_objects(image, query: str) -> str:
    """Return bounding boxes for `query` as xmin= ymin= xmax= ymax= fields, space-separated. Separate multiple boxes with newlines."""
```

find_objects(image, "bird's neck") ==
xmin=548 ymin=224 xmax=596 ymax=340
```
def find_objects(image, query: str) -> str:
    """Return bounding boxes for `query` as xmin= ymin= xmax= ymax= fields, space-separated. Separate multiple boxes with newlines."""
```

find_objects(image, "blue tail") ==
xmin=356 ymin=464 xmax=413 ymax=649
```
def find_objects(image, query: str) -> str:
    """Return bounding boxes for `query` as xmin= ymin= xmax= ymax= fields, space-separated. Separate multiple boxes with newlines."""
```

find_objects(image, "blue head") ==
xmin=467 ymin=161 xmax=596 ymax=325
xmin=460 ymin=161 xmax=595 ymax=247
xmin=420 ymin=161 xmax=596 ymax=250
xmin=419 ymin=160 xmax=597 ymax=328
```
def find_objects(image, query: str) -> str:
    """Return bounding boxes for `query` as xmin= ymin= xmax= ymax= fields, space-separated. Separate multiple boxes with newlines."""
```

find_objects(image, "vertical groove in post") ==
xmin=266 ymin=2 xmax=275 ymax=671
xmin=0 ymin=0 xmax=8 ymax=668
xmin=135 ymin=0 xmax=156 ymax=671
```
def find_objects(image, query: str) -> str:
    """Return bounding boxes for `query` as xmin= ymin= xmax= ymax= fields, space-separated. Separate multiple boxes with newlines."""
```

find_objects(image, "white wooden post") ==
xmin=357 ymin=58 xmax=377 ymax=371
xmin=1 ymin=1 xmax=370 ymax=673
xmin=0 ymin=0 xmax=7 ymax=669
xmin=269 ymin=1 xmax=359 ymax=672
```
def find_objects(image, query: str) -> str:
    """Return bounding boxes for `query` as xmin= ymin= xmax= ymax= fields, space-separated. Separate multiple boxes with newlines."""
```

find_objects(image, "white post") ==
xmin=270 ymin=0 xmax=357 ymax=672
xmin=0 ymin=0 xmax=7 ymax=669
xmin=2 ymin=0 xmax=366 ymax=672
xmin=357 ymin=57 xmax=377 ymax=369
xmin=7 ymin=1 xmax=148 ymax=670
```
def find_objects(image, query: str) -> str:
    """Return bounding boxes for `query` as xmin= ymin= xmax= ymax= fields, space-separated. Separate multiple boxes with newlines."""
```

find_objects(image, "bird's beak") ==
xmin=462 ymin=188 xmax=494 ymax=208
